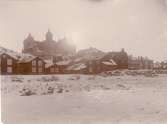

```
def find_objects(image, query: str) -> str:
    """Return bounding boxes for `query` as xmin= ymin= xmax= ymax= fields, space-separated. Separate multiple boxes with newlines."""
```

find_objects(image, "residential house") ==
xmin=102 ymin=49 xmax=128 ymax=69
xmin=66 ymin=63 xmax=87 ymax=74
xmin=55 ymin=59 xmax=72 ymax=74
xmin=17 ymin=55 xmax=46 ymax=75
xmin=100 ymin=59 xmax=117 ymax=72
xmin=0 ymin=53 xmax=18 ymax=75
xmin=67 ymin=56 xmax=117 ymax=74
xmin=45 ymin=60 xmax=60 ymax=74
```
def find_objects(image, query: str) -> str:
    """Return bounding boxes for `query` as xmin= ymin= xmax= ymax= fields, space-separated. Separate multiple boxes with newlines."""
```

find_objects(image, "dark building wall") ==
xmin=86 ymin=60 xmax=101 ymax=74
xmin=58 ymin=65 xmax=68 ymax=74
xmin=17 ymin=63 xmax=32 ymax=74
xmin=45 ymin=65 xmax=60 ymax=74
xmin=102 ymin=51 xmax=128 ymax=69
xmin=112 ymin=53 xmax=128 ymax=69
xmin=101 ymin=64 xmax=117 ymax=72
xmin=17 ymin=58 xmax=45 ymax=75
xmin=0 ymin=53 xmax=18 ymax=75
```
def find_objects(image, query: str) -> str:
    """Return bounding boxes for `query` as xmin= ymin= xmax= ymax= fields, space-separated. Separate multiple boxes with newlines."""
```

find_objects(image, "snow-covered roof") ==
xmin=77 ymin=47 xmax=105 ymax=61
xmin=78 ymin=47 xmax=102 ymax=54
xmin=74 ymin=58 xmax=82 ymax=62
xmin=0 ymin=46 xmax=21 ymax=60
xmin=67 ymin=63 xmax=87 ymax=71
xmin=0 ymin=46 xmax=38 ymax=63
xmin=109 ymin=59 xmax=117 ymax=65
xmin=102 ymin=59 xmax=117 ymax=66
xmin=56 ymin=60 xmax=71 ymax=66
xmin=102 ymin=61 xmax=112 ymax=65
xmin=18 ymin=54 xmax=36 ymax=63
xmin=45 ymin=60 xmax=54 ymax=68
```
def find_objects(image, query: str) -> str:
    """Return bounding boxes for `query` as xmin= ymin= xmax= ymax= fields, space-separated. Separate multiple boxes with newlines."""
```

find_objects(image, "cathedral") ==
xmin=22 ymin=30 xmax=76 ymax=60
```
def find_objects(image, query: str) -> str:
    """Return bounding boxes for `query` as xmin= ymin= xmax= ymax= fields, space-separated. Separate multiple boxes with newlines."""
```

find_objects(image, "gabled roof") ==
xmin=0 ymin=46 xmax=45 ymax=64
xmin=109 ymin=59 xmax=117 ymax=65
xmin=0 ymin=46 xmax=21 ymax=60
xmin=76 ymin=47 xmax=106 ymax=61
xmin=67 ymin=63 xmax=87 ymax=71
xmin=101 ymin=59 xmax=117 ymax=66
xmin=56 ymin=60 xmax=71 ymax=66
xmin=17 ymin=54 xmax=37 ymax=63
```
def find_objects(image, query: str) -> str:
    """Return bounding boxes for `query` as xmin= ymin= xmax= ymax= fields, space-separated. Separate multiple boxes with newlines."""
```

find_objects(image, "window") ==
xmin=7 ymin=67 xmax=12 ymax=73
xmin=32 ymin=60 xmax=36 ymax=66
xmin=50 ymin=67 xmax=54 ymax=73
xmin=7 ymin=59 xmax=12 ymax=65
xmin=38 ymin=67 xmax=43 ymax=73
xmin=38 ymin=60 xmax=43 ymax=67
xmin=32 ymin=67 xmax=36 ymax=73
xmin=55 ymin=67 xmax=59 ymax=73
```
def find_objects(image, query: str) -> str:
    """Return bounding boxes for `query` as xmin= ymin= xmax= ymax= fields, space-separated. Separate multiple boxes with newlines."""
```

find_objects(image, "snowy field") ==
xmin=1 ymin=71 xmax=167 ymax=124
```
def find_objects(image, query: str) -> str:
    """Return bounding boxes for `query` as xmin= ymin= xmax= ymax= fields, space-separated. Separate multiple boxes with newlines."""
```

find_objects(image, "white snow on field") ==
xmin=1 ymin=73 xmax=167 ymax=124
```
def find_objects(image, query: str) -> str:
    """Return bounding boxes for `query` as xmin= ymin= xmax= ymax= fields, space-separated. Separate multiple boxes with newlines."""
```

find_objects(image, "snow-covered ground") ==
xmin=1 ymin=72 xmax=167 ymax=124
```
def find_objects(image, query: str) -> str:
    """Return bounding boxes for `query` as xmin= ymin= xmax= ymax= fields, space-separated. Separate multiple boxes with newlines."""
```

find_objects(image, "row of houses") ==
xmin=1 ymin=46 xmax=157 ymax=75
xmin=0 ymin=47 xmax=121 ymax=75
xmin=0 ymin=52 xmax=118 ymax=75
xmin=0 ymin=52 xmax=45 ymax=75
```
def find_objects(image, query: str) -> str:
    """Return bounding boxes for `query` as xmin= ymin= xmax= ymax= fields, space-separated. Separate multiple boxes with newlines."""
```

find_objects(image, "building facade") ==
xmin=22 ymin=30 xmax=76 ymax=60
xmin=102 ymin=49 xmax=128 ymax=69
xmin=17 ymin=57 xmax=46 ymax=75
xmin=0 ymin=53 xmax=18 ymax=75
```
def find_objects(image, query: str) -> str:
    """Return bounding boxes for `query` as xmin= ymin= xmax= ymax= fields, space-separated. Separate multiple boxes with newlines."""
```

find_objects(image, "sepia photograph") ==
xmin=0 ymin=0 xmax=167 ymax=124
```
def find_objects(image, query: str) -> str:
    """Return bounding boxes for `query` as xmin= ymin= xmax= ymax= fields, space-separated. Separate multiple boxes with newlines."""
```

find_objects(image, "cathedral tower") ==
xmin=23 ymin=33 xmax=35 ymax=50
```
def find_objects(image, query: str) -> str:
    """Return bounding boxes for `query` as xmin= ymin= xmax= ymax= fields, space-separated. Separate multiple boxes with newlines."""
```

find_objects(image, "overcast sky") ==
xmin=0 ymin=0 xmax=167 ymax=61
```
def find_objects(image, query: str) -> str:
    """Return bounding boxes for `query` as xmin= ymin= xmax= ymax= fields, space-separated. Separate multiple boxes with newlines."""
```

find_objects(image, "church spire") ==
xmin=45 ymin=29 xmax=53 ymax=41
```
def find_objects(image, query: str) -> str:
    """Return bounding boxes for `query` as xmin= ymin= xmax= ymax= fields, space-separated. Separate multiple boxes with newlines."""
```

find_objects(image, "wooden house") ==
xmin=86 ymin=60 xmax=101 ymax=74
xmin=17 ymin=55 xmax=46 ymax=75
xmin=67 ymin=57 xmax=117 ymax=74
xmin=66 ymin=63 xmax=87 ymax=74
xmin=0 ymin=53 xmax=18 ymax=75
xmin=45 ymin=60 xmax=60 ymax=74
xmin=102 ymin=49 xmax=128 ymax=69
xmin=101 ymin=59 xmax=117 ymax=72
xmin=67 ymin=50 xmax=118 ymax=74
xmin=55 ymin=60 xmax=72 ymax=74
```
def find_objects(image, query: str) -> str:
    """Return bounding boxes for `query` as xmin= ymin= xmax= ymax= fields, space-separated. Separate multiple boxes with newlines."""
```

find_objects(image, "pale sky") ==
xmin=0 ymin=0 xmax=167 ymax=61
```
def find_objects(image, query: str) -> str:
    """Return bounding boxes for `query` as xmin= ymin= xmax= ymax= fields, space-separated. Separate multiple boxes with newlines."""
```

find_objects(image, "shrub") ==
xmin=57 ymin=88 xmax=63 ymax=93
xmin=47 ymin=86 xmax=54 ymax=94
xmin=11 ymin=77 xmax=23 ymax=83
xmin=20 ymin=88 xmax=36 ymax=96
